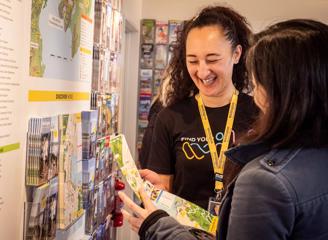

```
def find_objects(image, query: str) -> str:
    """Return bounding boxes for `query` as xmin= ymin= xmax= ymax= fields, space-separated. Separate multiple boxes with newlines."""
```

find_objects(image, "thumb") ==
xmin=139 ymin=187 xmax=156 ymax=211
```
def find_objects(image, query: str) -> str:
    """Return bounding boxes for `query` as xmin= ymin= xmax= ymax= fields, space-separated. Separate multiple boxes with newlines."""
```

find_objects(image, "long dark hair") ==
xmin=166 ymin=5 xmax=252 ymax=106
xmin=247 ymin=19 xmax=328 ymax=148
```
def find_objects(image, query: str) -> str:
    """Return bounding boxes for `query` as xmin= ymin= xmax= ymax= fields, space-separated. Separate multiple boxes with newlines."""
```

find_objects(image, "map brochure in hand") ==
xmin=110 ymin=134 xmax=218 ymax=235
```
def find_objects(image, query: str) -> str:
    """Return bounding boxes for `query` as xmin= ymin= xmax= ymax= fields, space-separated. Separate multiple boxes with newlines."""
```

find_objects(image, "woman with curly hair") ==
xmin=121 ymin=18 xmax=328 ymax=240
xmin=144 ymin=5 xmax=258 ymax=210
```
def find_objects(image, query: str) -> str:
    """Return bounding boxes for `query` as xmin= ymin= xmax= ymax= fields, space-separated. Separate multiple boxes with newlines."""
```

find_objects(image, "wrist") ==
xmin=138 ymin=209 xmax=169 ymax=239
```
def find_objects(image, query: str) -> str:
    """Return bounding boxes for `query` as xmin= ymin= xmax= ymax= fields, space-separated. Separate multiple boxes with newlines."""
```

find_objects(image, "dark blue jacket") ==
xmin=143 ymin=143 xmax=328 ymax=240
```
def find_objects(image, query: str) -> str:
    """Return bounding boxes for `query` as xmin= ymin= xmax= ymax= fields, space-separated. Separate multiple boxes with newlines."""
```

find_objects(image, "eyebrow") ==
xmin=186 ymin=53 xmax=221 ymax=58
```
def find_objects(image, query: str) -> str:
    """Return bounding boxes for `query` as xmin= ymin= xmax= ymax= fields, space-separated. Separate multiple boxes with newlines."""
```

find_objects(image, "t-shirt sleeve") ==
xmin=139 ymin=101 xmax=163 ymax=168
xmin=146 ymin=110 xmax=175 ymax=174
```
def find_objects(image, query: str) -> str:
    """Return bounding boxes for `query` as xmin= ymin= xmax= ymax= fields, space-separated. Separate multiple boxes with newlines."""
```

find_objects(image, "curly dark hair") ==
xmin=166 ymin=5 xmax=252 ymax=106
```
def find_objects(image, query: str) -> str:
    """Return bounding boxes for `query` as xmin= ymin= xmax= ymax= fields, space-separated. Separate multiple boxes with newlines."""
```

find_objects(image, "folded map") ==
xmin=110 ymin=134 xmax=218 ymax=235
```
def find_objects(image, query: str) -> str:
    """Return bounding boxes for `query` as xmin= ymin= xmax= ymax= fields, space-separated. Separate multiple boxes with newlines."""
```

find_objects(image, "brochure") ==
xmin=155 ymin=21 xmax=168 ymax=44
xmin=110 ymin=134 xmax=218 ymax=235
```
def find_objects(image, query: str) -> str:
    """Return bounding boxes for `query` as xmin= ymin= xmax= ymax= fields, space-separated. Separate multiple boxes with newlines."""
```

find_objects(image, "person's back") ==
xmin=280 ymin=148 xmax=328 ymax=239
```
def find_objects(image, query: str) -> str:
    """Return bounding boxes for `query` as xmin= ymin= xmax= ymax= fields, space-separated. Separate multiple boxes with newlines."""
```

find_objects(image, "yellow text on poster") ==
xmin=28 ymin=90 xmax=90 ymax=102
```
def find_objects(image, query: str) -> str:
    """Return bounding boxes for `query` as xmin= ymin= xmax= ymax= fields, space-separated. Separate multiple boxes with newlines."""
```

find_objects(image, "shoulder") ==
xmin=236 ymin=150 xmax=294 ymax=200
xmin=239 ymin=148 xmax=328 ymax=203
xmin=235 ymin=93 xmax=259 ymax=126
xmin=223 ymin=149 xmax=297 ymax=240
xmin=233 ymin=93 xmax=258 ymax=131
xmin=237 ymin=148 xmax=297 ymax=193
xmin=168 ymin=97 xmax=196 ymax=110
xmin=148 ymin=99 xmax=164 ymax=121
xmin=237 ymin=92 xmax=258 ymax=113
xmin=267 ymin=148 xmax=328 ymax=202
xmin=158 ymin=97 xmax=196 ymax=117
xmin=153 ymin=98 xmax=195 ymax=132
xmin=150 ymin=99 xmax=164 ymax=115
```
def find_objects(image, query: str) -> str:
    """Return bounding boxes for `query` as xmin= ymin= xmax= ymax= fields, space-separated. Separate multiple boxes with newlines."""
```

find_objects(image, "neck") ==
xmin=199 ymin=84 xmax=236 ymax=108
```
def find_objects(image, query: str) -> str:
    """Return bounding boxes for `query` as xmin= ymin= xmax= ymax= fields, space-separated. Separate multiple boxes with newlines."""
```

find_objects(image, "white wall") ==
xmin=119 ymin=2 xmax=143 ymax=240
xmin=121 ymin=0 xmax=142 ymax=159
xmin=142 ymin=0 xmax=328 ymax=31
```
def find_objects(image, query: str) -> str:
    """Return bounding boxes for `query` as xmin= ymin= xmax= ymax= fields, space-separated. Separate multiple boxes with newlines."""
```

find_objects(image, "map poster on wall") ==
xmin=29 ymin=0 xmax=94 ymax=82
xmin=0 ymin=0 xmax=25 ymax=239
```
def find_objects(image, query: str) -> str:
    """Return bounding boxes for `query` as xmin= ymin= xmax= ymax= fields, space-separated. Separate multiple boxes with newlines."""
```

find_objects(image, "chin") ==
xmin=199 ymin=86 xmax=221 ymax=96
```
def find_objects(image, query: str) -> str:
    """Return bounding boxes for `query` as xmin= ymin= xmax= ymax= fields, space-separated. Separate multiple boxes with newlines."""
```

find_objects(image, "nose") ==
xmin=196 ymin=61 xmax=210 ymax=80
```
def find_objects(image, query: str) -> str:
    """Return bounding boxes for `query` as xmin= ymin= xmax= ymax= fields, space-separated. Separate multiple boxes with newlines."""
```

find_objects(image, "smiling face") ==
xmin=186 ymin=26 xmax=241 ymax=104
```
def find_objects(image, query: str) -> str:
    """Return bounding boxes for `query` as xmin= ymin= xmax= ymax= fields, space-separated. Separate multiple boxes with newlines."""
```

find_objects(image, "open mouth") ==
xmin=201 ymin=76 xmax=216 ymax=86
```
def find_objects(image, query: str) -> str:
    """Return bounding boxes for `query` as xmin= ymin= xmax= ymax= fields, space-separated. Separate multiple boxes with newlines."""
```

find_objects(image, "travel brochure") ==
xmin=110 ymin=134 xmax=218 ymax=235
xmin=26 ymin=117 xmax=59 ymax=186
xmin=137 ymin=20 xmax=184 ymax=150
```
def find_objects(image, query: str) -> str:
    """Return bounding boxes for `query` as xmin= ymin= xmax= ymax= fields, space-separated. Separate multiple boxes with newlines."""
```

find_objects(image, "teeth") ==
xmin=202 ymin=77 xmax=215 ymax=85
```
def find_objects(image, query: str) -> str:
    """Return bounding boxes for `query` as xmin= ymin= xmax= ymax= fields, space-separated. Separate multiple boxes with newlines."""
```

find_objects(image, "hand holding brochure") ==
xmin=110 ymin=134 xmax=218 ymax=235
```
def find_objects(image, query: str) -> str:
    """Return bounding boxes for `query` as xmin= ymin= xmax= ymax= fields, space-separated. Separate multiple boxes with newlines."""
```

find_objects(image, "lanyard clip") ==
xmin=214 ymin=173 xmax=224 ymax=201
xmin=215 ymin=190 xmax=223 ymax=202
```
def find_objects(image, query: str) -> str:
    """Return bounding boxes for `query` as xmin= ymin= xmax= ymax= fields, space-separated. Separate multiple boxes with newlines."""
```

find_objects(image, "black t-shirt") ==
xmin=147 ymin=93 xmax=258 ymax=209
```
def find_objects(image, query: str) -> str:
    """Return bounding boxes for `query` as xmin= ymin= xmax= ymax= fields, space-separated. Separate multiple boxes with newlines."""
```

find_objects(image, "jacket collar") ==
xmin=225 ymin=142 xmax=271 ymax=167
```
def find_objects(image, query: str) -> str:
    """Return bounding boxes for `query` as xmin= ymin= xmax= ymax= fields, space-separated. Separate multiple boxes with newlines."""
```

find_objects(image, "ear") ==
xmin=233 ymin=45 xmax=242 ymax=64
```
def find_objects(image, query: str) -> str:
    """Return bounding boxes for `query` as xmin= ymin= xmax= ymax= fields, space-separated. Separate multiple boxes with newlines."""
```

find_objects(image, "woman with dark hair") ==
xmin=119 ymin=19 xmax=328 ymax=240
xmin=145 ymin=5 xmax=258 ymax=210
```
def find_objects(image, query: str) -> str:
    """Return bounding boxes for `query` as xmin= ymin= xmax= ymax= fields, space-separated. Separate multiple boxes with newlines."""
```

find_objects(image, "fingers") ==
xmin=140 ymin=169 xmax=163 ymax=188
xmin=139 ymin=169 xmax=152 ymax=178
xmin=122 ymin=208 xmax=131 ymax=220
xmin=139 ymin=187 xmax=156 ymax=211
xmin=118 ymin=191 xmax=146 ymax=218
xmin=122 ymin=209 xmax=143 ymax=233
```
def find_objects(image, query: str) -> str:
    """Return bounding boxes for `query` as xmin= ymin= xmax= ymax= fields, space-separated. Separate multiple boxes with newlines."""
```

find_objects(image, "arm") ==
xmin=145 ymin=216 xmax=201 ymax=240
xmin=226 ymin=164 xmax=294 ymax=240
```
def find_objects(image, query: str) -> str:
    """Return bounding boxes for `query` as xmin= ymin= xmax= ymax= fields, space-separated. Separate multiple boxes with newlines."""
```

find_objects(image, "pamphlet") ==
xmin=110 ymin=134 xmax=218 ymax=235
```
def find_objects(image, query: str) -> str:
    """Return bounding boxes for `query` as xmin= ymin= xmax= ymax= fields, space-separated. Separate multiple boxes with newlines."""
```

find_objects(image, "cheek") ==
xmin=186 ymin=64 xmax=193 ymax=74
xmin=214 ymin=61 xmax=233 ymax=77
xmin=186 ymin=64 xmax=198 ymax=80
xmin=224 ymin=61 xmax=235 ymax=75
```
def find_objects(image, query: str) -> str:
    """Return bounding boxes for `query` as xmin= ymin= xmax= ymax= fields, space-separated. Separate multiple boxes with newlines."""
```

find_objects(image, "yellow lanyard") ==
xmin=195 ymin=90 xmax=238 ymax=192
